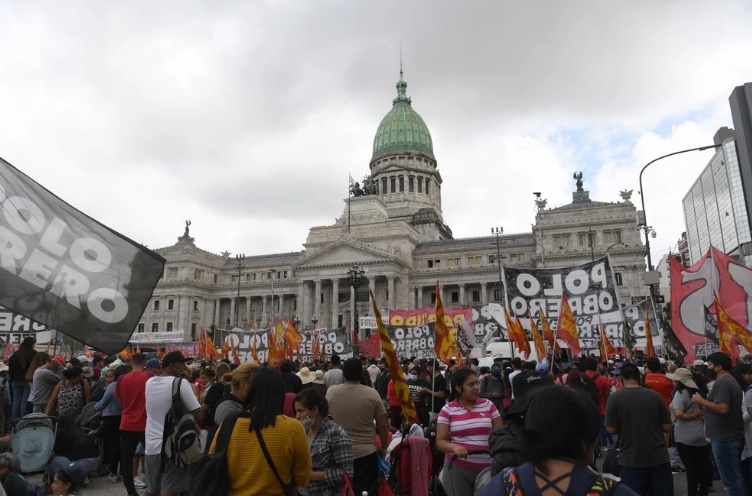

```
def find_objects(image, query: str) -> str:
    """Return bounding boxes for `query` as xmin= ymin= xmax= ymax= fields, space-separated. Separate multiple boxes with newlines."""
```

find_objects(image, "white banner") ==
xmin=129 ymin=330 xmax=185 ymax=343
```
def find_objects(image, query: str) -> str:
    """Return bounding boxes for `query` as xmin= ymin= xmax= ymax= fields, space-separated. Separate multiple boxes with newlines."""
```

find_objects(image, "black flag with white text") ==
xmin=0 ymin=157 xmax=165 ymax=354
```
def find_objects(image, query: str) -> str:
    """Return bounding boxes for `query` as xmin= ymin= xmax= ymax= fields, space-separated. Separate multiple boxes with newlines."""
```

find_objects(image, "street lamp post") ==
xmin=294 ymin=316 xmax=300 ymax=331
xmin=492 ymin=227 xmax=503 ymax=301
xmin=235 ymin=254 xmax=245 ymax=328
xmin=347 ymin=264 xmax=366 ymax=357
xmin=311 ymin=315 xmax=318 ymax=330
xmin=639 ymin=145 xmax=721 ymax=272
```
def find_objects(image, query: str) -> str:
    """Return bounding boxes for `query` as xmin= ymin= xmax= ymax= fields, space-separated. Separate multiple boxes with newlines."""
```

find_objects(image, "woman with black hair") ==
xmin=436 ymin=367 xmax=501 ymax=496
xmin=209 ymin=366 xmax=311 ymax=496
xmin=482 ymin=386 xmax=637 ymax=495
xmin=667 ymin=367 xmax=712 ymax=496
xmin=8 ymin=336 xmax=36 ymax=420
xmin=293 ymin=387 xmax=353 ymax=496
xmin=45 ymin=367 xmax=89 ymax=418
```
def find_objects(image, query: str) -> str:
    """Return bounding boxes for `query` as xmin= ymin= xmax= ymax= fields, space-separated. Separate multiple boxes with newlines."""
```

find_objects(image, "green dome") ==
xmin=372 ymin=72 xmax=434 ymax=162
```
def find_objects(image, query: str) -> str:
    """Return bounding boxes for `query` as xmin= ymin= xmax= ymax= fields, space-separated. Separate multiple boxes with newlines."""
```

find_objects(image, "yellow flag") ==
xmin=371 ymin=290 xmax=418 ymax=424
xmin=557 ymin=295 xmax=581 ymax=357
xmin=714 ymin=293 xmax=745 ymax=360
xmin=644 ymin=301 xmax=656 ymax=357
xmin=434 ymin=281 xmax=454 ymax=365
xmin=529 ymin=317 xmax=547 ymax=363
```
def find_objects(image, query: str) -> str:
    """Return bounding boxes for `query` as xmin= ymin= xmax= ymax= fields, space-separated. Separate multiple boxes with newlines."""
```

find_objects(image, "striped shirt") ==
xmin=438 ymin=398 xmax=499 ymax=470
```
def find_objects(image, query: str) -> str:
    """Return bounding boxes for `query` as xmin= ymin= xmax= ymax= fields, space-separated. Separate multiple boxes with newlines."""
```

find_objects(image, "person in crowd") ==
xmin=667 ymin=367 xmax=711 ymax=496
xmin=28 ymin=352 xmax=60 ymax=415
xmin=437 ymin=367 xmax=502 ymax=496
xmin=481 ymin=386 xmax=637 ymax=496
xmin=374 ymin=361 xmax=390 ymax=412
xmin=406 ymin=365 xmax=430 ymax=426
xmin=327 ymin=358 xmax=387 ymax=496
xmin=423 ymin=359 xmax=447 ymax=422
xmin=48 ymin=414 xmax=100 ymax=491
xmin=692 ymin=351 xmax=746 ymax=496
xmin=210 ymin=367 xmax=311 ymax=495
xmin=297 ymin=367 xmax=317 ymax=390
xmin=508 ymin=358 xmax=522 ymax=399
xmin=50 ymin=466 xmax=84 ymax=496
xmin=213 ymin=362 xmax=260 ymax=428
xmin=0 ymin=452 xmax=30 ymax=496
xmin=739 ymin=363 xmax=752 ymax=494
xmin=479 ymin=363 xmax=505 ymax=416
xmin=605 ymin=363 xmax=673 ymax=495
xmin=199 ymin=367 xmax=225 ymax=443
xmin=115 ymin=353 xmax=150 ymax=496
xmin=294 ymin=387 xmax=353 ymax=496
xmin=643 ymin=356 xmax=682 ymax=473
xmin=323 ymin=355 xmax=344 ymax=388
xmin=387 ymin=377 xmax=402 ymax=430
xmin=45 ymin=367 xmax=89 ymax=418
xmin=144 ymin=358 xmax=161 ymax=377
xmin=489 ymin=370 xmax=554 ymax=476
xmin=366 ymin=358 xmax=380 ymax=387
xmin=96 ymin=364 xmax=128 ymax=484
xmin=8 ymin=337 xmax=36 ymax=420
xmin=280 ymin=359 xmax=303 ymax=394
xmin=144 ymin=351 xmax=201 ymax=496
xmin=581 ymin=358 xmax=612 ymax=456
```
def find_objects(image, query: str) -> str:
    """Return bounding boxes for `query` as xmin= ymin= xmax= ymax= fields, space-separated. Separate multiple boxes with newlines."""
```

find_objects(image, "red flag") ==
xmin=119 ymin=346 xmax=132 ymax=361
xmin=283 ymin=320 xmax=304 ymax=349
xmin=319 ymin=338 xmax=326 ymax=363
xmin=557 ymin=295 xmax=581 ymax=357
xmin=205 ymin=331 xmax=220 ymax=360
xmin=197 ymin=329 xmax=206 ymax=360
xmin=434 ymin=281 xmax=454 ymax=365
xmin=644 ymin=301 xmax=656 ymax=357
xmin=529 ymin=317 xmax=547 ymax=363
xmin=540 ymin=309 xmax=560 ymax=355
xmin=503 ymin=306 xmax=529 ymax=359
xmin=230 ymin=338 xmax=241 ymax=366
xmin=599 ymin=322 xmax=616 ymax=360
xmin=371 ymin=290 xmax=418 ymax=424
xmin=714 ymin=293 xmax=745 ymax=360
xmin=310 ymin=336 xmax=320 ymax=361
xmin=220 ymin=339 xmax=229 ymax=360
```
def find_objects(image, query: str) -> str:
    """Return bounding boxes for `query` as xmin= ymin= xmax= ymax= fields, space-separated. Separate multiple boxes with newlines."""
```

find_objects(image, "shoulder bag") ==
xmin=187 ymin=413 xmax=239 ymax=496
xmin=254 ymin=427 xmax=297 ymax=496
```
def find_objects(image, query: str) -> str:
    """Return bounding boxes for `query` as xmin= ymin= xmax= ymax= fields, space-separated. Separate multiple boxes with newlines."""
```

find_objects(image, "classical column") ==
xmin=314 ymin=279 xmax=322 ymax=325
xmin=331 ymin=279 xmax=339 ymax=329
xmin=246 ymin=297 xmax=252 ymax=327
xmin=214 ymin=299 xmax=220 ymax=327
xmin=262 ymin=295 xmax=268 ymax=322
xmin=350 ymin=285 xmax=356 ymax=332
xmin=459 ymin=284 xmax=466 ymax=305
xmin=481 ymin=283 xmax=488 ymax=304
xmin=369 ymin=277 xmax=377 ymax=307
xmin=387 ymin=276 xmax=396 ymax=310
xmin=410 ymin=286 xmax=417 ymax=309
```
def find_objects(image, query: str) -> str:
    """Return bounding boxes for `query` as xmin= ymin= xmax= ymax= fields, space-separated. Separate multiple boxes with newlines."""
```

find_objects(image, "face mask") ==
xmin=301 ymin=415 xmax=315 ymax=432
xmin=407 ymin=374 xmax=416 ymax=381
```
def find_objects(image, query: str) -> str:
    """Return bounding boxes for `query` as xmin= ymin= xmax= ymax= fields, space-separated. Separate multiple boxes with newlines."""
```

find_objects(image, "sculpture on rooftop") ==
xmin=573 ymin=171 xmax=584 ymax=192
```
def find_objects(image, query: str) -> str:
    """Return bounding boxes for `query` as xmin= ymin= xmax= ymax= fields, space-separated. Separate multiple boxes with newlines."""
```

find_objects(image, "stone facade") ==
xmin=137 ymin=76 xmax=648 ymax=341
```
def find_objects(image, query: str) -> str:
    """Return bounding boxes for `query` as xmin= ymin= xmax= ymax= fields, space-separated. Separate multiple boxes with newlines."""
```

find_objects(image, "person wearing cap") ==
xmin=667 ymin=367 xmax=711 ymax=496
xmin=605 ymin=363 xmax=673 ymax=495
xmin=488 ymin=370 xmax=555 ymax=476
xmin=143 ymin=351 xmax=201 ymax=496
xmin=692 ymin=352 xmax=746 ymax=496
xmin=115 ymin=353 xmax=150 ymax=496
xmin=144 ymin=358 xmax=161 ymax=376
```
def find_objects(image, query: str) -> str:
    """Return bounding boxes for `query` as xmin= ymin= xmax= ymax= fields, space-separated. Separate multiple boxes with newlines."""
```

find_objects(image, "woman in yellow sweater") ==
xmin=210 ymin=366 xmax=311 ymax=495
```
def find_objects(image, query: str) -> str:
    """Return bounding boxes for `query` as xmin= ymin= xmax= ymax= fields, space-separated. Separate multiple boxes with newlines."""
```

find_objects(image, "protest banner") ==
xmin=385 ymin=323 xmax=436 ymax=359
xmin=129 ymin=330 xmax=185 ymax=343
xmin=671 ymin=248 xmax=752 ymax=362
xmin=216 ymin=328 xmax=270 ymax=363
xmin=0 ymin=157 xmax=166 ymax=354
xmin=388 ymin=307 xmax=472 ymax=329
xmin=298 ymin=327 xmax=352 ymax=361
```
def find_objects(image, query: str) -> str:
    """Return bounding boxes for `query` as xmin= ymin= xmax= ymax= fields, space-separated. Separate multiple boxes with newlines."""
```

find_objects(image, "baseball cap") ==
xmin=61 ymin=462 xmax=87 ymax=489
xmin=161 ymin=351 xmax=188 ymax=368
xmin=52 ymin=356 xmax=66 ymax=367
xmin=506 ymin=370 xmax=554 ymax=417
xmin=146 ymin=358 xmax=161 ymax=369
xmin=536 ymin=363 xmax=549 ymax=372
xmin=693 ymin=359 xmax=706 ymax=367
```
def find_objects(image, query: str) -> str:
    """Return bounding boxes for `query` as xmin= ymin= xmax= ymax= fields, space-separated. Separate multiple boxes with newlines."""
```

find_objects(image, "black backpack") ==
xmin=188 ymin=413 xmax=238 ymax=496
xmin=162 ymin=377 xmax=202 ymax=467
xmin=580 ymin=373 xmax=600 ymax=406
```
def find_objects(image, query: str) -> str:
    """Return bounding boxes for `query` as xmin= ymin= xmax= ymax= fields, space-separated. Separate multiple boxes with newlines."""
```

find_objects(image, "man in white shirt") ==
xmin=144 ymin=352 xmax=201 ymax=496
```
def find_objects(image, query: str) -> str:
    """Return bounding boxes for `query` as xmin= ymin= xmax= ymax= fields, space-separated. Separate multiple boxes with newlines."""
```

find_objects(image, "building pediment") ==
xmin=294 ymin=239 xmax=406 ymax=269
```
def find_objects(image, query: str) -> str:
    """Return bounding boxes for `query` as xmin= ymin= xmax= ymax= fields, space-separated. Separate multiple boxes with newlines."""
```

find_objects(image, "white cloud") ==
xmin=0 ymin=0 xmax=751 ymax=259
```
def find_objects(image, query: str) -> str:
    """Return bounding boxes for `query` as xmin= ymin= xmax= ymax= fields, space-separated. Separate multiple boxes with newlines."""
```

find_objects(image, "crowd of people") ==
xmin=0 ymin=335 xmax=751 ymax=496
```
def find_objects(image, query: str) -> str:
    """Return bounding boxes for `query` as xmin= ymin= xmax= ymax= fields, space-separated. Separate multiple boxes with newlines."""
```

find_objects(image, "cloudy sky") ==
xmin=1 ymin=1 xmax=751 ymax=265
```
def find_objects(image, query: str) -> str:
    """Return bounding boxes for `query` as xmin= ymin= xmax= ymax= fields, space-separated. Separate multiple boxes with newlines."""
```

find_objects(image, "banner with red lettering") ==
xmin=670 ymin=248 xmax=752 ymax=362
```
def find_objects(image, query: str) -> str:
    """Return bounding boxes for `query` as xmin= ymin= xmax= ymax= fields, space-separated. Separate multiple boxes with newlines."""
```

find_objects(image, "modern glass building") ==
xmin=682 ymin=127 xmax=752 ymax=265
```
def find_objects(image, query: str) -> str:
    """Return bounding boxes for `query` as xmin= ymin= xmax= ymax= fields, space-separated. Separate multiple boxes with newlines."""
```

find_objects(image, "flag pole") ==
xmin=347 ymin=173 xmax=352 ymax=233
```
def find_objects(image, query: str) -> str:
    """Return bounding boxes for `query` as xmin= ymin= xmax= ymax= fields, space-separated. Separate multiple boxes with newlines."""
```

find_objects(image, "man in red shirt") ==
xmin=582 ymin=358 xmax=611 ymax=452
xmin=643 ymin=356 xmax=683 ymax=473
xmin=115 ymin=353 xmax=150 ymax=496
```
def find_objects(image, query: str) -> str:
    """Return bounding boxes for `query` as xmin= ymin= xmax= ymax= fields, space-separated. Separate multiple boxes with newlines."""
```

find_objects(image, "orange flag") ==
xmin=529 ymin=317 xmax=547 ymax=363
xmin=503 ymin=306 xmax=529 ymax=359
xmin=251 ymin=334 xmax=260 ymax=363
xmin=557 ymin=295 xmax=581 ymax=357
xmin=283 ymin=320 xmax=304 ymax=349
xmin=134 ymin=343 xmax=141 ymax=355
xmin=319 ymin=339 xmax=326 ymax=363
xmin=267 ymin=329 xmax=277 ymax=363
xmin=371 ymin=289 xmax=418 ymax=424
xmin=221 ymin=339 xmax=229 ymax=360
xmin=230 ymin=338 xmax=241 ymax=366
xmin=514 ymin=316 xmax=532 ymax=358
xmin=599 ymin=322 xmax=616 ymax=360
xmin=197 ymin=330 xmax=206 ymax=360
xmin=714 ymin=293 xmax=746 ymax=360
xmin=119 ymin=346 xmax=132 ymax=361
xmin=310 ymin=336 xmax=320 ymax=362
xmin=434 ymin=281 xmax=454 ymax=365
xmin=84 ymin=346 xmax=93 ymax=358
xmin=205 ymin=331 xmax=220 ymax=361
xmin=540 ymin=309 xmax=560 ymax=355
xmin=644 ymin=301 xmax=656 ymax=357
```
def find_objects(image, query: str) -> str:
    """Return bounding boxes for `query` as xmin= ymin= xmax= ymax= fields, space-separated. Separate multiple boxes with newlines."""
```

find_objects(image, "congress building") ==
xmin=137 ymin=72 xmax=649 ymax=341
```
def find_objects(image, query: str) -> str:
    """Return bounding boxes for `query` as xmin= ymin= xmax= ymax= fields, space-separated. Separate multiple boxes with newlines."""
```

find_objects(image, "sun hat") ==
xmin=313 ymin=370 xmax=324 ymax=384
xmin=506 ymin=370 xmax=554 ymax=417
xmin=693 ymin=359 xmax=706 ymax=367
xmin=665 ymin=367 xmax=698 ymax=390
xmin=297 ymin=367 xmax=315 ymax=385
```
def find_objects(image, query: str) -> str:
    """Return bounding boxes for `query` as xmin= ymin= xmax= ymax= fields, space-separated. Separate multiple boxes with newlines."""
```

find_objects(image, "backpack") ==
xmin=580 ymin=373 xmax=600 ymax=406
xmin=187 ymin=413 xmax=238 ymax=496
xmin=162 ymin=377 xmax=202 ymax=467
xmin=502 ymin=464 xmax=620 ymax=496
xmin=389 ymin=434 xmax=431 ymax=496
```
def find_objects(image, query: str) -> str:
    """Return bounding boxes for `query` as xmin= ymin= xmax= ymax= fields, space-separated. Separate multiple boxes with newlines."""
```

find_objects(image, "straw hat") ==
xmin=313 ymin=370 xmax=324 ymax=384
xmin=297 ymin=367 xmax=315 ymax=385
xmin=666 ymin=367 xmax=698 ymax=390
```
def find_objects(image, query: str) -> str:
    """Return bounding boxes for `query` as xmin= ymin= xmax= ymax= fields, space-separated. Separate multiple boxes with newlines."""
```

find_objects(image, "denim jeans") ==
xmin=742 ymin=457 xmax=752 ymax=496
xmin=711 ymin=439 xmax=748 ymax=496
xmin=619 ymin=463 xmax=673 ymax=496
xmin=11 ymin=380 xmax=30 ymax=420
